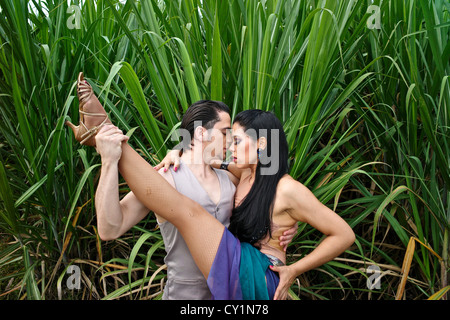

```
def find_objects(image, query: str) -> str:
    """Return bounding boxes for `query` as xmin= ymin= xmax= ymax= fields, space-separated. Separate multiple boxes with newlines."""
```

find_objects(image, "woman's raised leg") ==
xmin=118 ymin=142 xmax=224 ymax=278
xmin=66 ymin=73 xmax=224 ymax=278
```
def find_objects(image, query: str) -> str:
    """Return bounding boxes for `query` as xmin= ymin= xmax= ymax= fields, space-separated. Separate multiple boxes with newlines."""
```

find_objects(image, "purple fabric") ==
xmin=207 ymin=228 xmax=243 ymax=300
xmin=265 ymin=266 xmax=279 ymax=299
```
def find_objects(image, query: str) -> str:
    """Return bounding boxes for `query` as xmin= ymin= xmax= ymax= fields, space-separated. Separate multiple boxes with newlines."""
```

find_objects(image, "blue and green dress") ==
xmin=207 ymin=228 xmax=280 ymax=300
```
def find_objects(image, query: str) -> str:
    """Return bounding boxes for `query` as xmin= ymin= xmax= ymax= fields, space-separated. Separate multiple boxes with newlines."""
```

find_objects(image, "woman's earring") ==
xmin=257 ymin=148 xmax=261 ymax=160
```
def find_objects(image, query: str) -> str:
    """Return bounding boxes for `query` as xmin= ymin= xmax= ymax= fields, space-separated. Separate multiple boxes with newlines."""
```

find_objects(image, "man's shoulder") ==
xmin=214 ymin=167 xmax=239 ymax=187
xmin=157 ymin=167 xmax=176 ymax=188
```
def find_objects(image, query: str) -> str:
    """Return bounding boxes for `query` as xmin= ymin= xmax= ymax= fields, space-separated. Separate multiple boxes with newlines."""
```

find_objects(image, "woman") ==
xmin=66 ymin=72 xmax=355 ymax=299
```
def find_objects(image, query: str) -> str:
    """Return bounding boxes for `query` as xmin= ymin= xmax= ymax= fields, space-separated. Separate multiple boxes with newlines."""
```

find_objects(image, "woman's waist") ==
xmin=259 ymin=245 xmax=286 ymax=265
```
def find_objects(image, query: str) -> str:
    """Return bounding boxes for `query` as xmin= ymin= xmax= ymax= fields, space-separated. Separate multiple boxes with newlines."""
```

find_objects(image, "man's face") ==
xmin=203 ymin=111 xmax=232 ymax=162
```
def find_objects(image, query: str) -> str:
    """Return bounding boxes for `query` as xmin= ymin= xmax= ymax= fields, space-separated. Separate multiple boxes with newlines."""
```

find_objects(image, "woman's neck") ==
xmin=248 ymin=163 xmax=258 ymax=183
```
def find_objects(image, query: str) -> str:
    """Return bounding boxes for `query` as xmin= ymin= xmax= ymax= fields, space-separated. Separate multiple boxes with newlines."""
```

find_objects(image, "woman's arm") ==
xmin=153 ymin=149 xmax=182 ymax=172
xmin=209 ymin=159 xmax=245 ymax=180
xmin=287 ymin=179 xmax=355 ymax=272
xmin=153 ymin=149 xmax=243 ymax=185
xmin=271 ymin=177 xmax=355 ymax=299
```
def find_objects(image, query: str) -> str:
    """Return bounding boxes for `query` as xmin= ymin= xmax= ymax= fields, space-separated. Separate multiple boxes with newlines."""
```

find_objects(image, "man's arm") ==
xmin=95 ymin=125 xmax=149 ymax=240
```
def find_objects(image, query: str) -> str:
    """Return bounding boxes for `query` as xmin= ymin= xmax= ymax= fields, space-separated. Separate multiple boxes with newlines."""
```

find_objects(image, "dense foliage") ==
xmin=0 ymin=0 xmax=448 ymax=300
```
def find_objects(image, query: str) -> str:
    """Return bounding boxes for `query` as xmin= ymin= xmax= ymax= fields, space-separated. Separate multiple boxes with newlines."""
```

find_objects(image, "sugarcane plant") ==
xmin=0 ymin=0 xmax=448 ymax=300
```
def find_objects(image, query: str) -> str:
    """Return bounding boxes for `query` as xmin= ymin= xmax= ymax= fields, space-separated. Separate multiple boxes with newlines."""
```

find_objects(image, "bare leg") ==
xmin=66 ymin=73 xmax=224 ymax=278
xmin=118 ymin=142 xmax=224 ymax=278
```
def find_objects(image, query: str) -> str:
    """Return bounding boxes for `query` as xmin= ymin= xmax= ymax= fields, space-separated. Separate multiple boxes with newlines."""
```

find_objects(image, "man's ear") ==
xmin=193 ymin=126 xmax=205 ymax=143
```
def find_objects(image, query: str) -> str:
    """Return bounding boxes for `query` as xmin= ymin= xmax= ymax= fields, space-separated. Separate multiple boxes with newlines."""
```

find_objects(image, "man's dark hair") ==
xmin=178 ymin=100 xmax=230 ymax=150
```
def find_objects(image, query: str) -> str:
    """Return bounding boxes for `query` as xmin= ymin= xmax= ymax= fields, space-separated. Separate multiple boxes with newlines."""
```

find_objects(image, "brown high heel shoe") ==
xmin=65 ymin=72 xmax=111 ymax=146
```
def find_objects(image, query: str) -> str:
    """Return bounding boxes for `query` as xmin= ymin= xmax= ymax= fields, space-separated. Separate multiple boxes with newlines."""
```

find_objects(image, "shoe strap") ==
xmin=80 ymin=110 xmax=108 ymax=117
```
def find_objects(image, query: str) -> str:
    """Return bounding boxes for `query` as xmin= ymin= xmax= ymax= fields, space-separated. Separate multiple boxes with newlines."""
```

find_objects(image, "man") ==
xmin=94 ymin=100 xmax=296 ymax=299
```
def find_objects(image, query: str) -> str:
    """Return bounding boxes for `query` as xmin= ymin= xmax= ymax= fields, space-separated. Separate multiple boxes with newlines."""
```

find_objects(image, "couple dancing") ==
xmin=66 ymin=72 xmax=355 ymax=300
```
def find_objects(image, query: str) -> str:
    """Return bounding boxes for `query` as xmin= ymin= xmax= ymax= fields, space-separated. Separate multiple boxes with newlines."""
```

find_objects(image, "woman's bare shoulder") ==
xmin=277 ymin=174 xmax=308 ymax=195
xmin=276 ymin=175 xmax=316 ymax=215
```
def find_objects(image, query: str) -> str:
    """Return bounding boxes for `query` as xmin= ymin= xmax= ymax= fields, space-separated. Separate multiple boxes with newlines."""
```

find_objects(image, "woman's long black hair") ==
xmin=228 ymin=110 xmax=289 ymax=246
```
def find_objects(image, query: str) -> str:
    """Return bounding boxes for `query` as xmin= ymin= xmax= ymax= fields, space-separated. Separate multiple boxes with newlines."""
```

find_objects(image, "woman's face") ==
xmin=230 ymin=122 xmax=259 ymax=169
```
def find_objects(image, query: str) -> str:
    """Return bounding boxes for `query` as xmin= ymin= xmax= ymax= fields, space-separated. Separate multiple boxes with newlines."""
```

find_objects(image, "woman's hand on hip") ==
xmin=270 ymin=264 xmax=297 ymax=300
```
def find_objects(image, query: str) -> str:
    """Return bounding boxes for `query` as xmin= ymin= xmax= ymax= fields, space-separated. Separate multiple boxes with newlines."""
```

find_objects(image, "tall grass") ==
xmin=0 ymin=0 xmax=448 ymax=300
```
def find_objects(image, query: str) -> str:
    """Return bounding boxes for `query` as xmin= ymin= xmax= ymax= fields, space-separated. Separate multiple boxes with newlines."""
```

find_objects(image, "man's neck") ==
xmin=181 ymin=148 xmax=214 ymax=178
